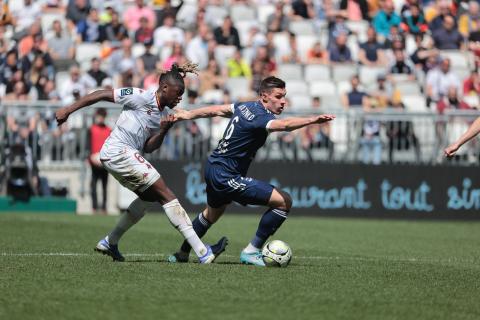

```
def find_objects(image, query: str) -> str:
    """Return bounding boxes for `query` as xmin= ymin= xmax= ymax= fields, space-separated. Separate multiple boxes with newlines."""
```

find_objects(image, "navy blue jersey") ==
xmin=208 ymin=101 xmax=276 ymax=176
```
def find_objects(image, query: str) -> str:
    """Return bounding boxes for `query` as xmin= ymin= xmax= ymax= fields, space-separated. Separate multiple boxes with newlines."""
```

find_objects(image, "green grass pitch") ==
xmin=1 ymin=213 xmax=479 ymax=320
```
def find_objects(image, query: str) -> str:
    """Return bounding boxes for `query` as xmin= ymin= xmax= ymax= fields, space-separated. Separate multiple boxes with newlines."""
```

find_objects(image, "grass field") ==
xmin=0 ymin=213 xmax=479 ymax=320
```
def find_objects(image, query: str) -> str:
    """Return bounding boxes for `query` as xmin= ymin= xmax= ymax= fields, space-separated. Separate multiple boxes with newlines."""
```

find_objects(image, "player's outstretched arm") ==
xmin=174 ymin=104 xmax=233 ymax=121
xmin=444 ymin=116 xmax=480 ymax=157
xmin=55 ymin=89 xmax=114 ymax=126
xmin=268 ymin=114 xmax=335 ymax=132
xmin=144 ymin=115 xmax=175 ymax=153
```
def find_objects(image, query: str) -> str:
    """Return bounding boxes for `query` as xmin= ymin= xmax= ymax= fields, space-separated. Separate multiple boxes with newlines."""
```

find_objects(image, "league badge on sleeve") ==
xmin=120 ymin=88 xmax=134 ymax=96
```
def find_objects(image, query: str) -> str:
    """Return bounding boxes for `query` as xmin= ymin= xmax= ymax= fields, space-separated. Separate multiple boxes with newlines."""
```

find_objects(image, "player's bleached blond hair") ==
xmin=159 ymin=62 xmax=199 ymax=86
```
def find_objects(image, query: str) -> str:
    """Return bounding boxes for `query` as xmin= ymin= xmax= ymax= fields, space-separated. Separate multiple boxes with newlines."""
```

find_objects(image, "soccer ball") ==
xmin=262 ymin=240 xmax=292 ymax=267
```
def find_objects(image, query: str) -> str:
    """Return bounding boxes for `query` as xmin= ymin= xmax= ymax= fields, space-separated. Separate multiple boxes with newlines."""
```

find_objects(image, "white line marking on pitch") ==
xmin=0 ymin=252 xmax=476 ymax=264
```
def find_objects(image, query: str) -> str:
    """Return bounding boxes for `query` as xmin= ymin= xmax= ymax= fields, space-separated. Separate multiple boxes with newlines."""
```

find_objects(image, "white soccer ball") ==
xmin=262 ymin=240 xmax=292 ymax=267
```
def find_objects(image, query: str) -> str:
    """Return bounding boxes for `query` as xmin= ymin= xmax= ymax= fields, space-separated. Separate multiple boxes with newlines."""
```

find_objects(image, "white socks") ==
xmin=108 ymin=198 xmax=150 ymax=245
xmin=163 ymin=199 xmax=208 ymax=258
xmin=243 ymin=243 xmax=260 ymax=254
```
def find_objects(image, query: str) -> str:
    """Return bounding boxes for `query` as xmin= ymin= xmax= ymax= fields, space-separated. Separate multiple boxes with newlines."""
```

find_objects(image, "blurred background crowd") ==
xmin=0 ymin=0 xmax=479 ymax=166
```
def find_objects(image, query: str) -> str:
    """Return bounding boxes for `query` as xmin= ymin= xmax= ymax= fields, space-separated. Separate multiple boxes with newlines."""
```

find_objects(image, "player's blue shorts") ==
xmin=204 ymin=162 xmax=274 ymax=208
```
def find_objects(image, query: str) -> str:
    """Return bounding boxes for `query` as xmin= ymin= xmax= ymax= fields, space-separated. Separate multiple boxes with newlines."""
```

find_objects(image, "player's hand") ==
xmin=160 ymin=114 xmax=176 ymax=131
xmin=173 ymin=108 xmax=191 ymax=121
xmin=444 ymin=143 xmax=460 ymax=157
xmin=55 ymin=107 xmax=70 ymax=126
xmin=316 ymin=114 xmax=336 ymax=123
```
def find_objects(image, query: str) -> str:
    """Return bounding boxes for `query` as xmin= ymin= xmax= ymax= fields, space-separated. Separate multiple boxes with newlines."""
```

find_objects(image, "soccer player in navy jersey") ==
xmin=169 ymin=76 xmax=335 ymax=266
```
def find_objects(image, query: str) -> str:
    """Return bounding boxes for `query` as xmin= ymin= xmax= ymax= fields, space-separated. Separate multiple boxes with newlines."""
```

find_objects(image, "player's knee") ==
xmin=282 ymin=191 xmax=293 ymax=211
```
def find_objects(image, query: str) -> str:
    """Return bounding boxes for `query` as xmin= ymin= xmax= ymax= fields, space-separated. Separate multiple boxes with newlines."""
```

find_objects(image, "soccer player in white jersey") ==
xmin=55 ymin=63 xmax=227 ymax=263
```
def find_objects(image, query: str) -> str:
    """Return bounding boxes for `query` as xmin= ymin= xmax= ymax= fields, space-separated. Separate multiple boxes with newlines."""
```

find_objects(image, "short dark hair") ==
xmin=95 ymin=107 xmax=107 ymax=117
xmin=259 ymin=76 xmax=285 ymax=94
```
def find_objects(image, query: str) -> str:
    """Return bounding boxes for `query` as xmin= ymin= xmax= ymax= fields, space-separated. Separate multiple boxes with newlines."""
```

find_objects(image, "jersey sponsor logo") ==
xmin=120 ymin=87 xmax=134 ymax=96
xmin=238 ymin=105 xmax=255 ymax=121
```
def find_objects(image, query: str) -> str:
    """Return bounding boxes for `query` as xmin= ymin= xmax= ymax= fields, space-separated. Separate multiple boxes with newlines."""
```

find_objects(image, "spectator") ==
xmin=21 ymin=34 xmax=54 ymax=81
xmin=327 ymin=11 xmax=351 ymax=49
xmin=110 ymin=38 xmax=136 ymax=79
xmin=329 ymin=33 xmax=352 ymax=63
xmin=0 ymin=50 xmax=21 ymax=87
xmin=137 ymin=39 xmax=159 ymax=79
xmin=359 ymin=26 xmax=386 ymax=66
xmin=87 ymin=57 xmax=108 ymax=87
xmin=47 ymin=20 xmax=76 ymax=71
xmin=186 ymin=23 xmax=210 ymax=70
xmin=373 ymin=0 xmax=401 ymax=39
xmin=88 ymin=108 xmax=111 ymax=214
xmin=425 ymin=58 xmax=461 ymax=106
xmin=254 ymin=45 xmax=276 ymax=75
xmin=267 ymin=2 xmax=289 ymax=32
xmin=25 ymin=55 xmax=51 ymax=97
xmin=341 ymin=75 xmax=370 ymax=108
xmin=198 ymin=59 xmax=225 ymax=95
xmin=226 ymin=48 xmax=251 ymax=78
xmin=400 ymin=3 xmax=428 ymax=34
xmin=386 ymin=98 xmax=420 ymax=162
xmin=101 ymin=10 xmax=128 ymax=43
xmin=281 ymin=32 xmax=301 ymax=64
xmin=428 ymin=0 xmax=454 ymax=32
xmin=250 ymin=59 xmax=269 ymax=94
xmin=291 ymin=0 xmax=316 ymax=20
xmin=18 ymin=21 xmax=45 ymax=57
xmin=368 ymin=74 xmax=399 ymax=109
xmin=246 ymin=25 xmax=268 ymax=52
xmin=134 ymin=16 xmax=154 ymax=44
xmin=459 ymin=1 xmax=480 ymax=37
xmin=214 ymin=16 xmax=241 ymax=49
xmin=463 ymin=70 xmax=480 ymax=95
xmin=156 ymin=0 xmax=184 ymax=26
xmin=153 ymin=14 xmax=185 ymax=48
xmin=388 ymin=49 xmax=416 ymax=82
xmin=38 ymin=79 xmax=59 ymax=101
xmin=66 ymin=0 xmax=91 ymax=27
xmin=123 ymin=0 xmax=156 ymax=32
xmin=410 ymin=34 xmax=439 ymax=74
xmin=0 ymin=0 xmax=13 ymax=26
xmin=339 ymin=0 xmax=369 ymax=21
xmin=432 ymin=14 xmax=463 ymax=50
xmin=4 ymin=80 xmax=30 ymax=101
xmin=306 ymin=41 xmax=328 ymax=64
xmin=58 ymin=64 xmax=96 ymax=104
xmin=436 ymin=86 xmax=472 ymax=113
xmin=162 ymin=42 xmax=186 ymax=70
xmin=10 ymin=0 xmax=41 ymax=35
xmin=383 ymin=25 xmax=406 ymax=50
xmin=77 ymin=8 xmax=102 ymax=43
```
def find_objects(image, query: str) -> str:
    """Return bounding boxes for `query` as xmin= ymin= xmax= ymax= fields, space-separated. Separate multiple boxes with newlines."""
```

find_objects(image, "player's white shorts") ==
xmin=100 ymin=147 xmax=160 ymax=193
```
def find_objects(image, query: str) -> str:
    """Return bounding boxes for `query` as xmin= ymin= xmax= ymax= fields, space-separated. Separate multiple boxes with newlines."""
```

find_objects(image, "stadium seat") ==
xmin=336 ymin=80 xmax=351 ymax=95
xmin=395 ymin=82 xmax=422 ymax=95
xmin=304 ymin=64 xmax=331 ymax=82
xmin=296 ymin=35 xmax=318 ymax=61
xmin=345 ymin=21 xmax=369 ymax=42
xmin=132 ymin=43 xmax=146 ymax=58
xmin=230 ymin=5 xmax=256 ymax=23
xmin=464 ymin=95 xmax=479 ymax=109
xmin=309 ymin=81 xmax=336 ymax=96
xmin=205 ymin=5 xmax=228 ymax=27
xmin=405 ymin=34 xmax=417 ymax=55
xmin=359 ymin=66 xmax=387 ymax=84
xmin=278 ymin=64 xmax=303 ymax=81
xmin=440 ymin=50 xmax=470 ymax=69
xmin=332 ymin=64 xmax=358 ymax=82
xmin=347 ymin=35 xmax=360 ymax=61
xmin=75 ymin=43 xmax=102 ymax=66
xmin=236 ymin=20 xmax=260 ymax=47
xmin=403 ymin=95 xmax=429 ymax=112
xmin=257 ymin=4 xmax=275 ymax=25
xmin=289 ymin=20 xmax=315 ymax=35
xmin=55 ymin=71 xmax=70 ymax=91
xmin=287 ymin=80 xmax=309 ymax=95
xmin=452 ymin=68 xmax=471 ymax=82
xmin=202 ymin=89 xmax=224 ymax=104
xmin=225 ymin=77 xmax=251 ymax=100
xmin=321 ymin=95 xmax=343 ymax=109
xmin=214 ymin=45 xmax=237 ymax=69
xmin=41 ymin=13 xmax=66 ymax=32
xmin=289 ymin=95 xmax=312 ymax=109
xmin=273 ymin=32 xmax=290 ymax=56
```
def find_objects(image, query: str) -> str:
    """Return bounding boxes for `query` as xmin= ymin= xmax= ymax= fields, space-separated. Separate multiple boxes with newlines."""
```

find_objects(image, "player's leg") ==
xmin=168 ymin=204 xmax=228 ymax=263
xmin=139 ymin=177 xmax=226 ymax=263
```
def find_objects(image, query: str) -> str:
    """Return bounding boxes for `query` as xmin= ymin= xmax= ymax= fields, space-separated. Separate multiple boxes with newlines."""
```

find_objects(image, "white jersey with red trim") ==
xmin=100 ymin=87 xmax=169 ymax=159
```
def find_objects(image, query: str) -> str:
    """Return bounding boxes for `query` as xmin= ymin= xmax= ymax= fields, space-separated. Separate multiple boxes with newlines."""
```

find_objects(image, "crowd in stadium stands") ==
xmin=0 ymin=0 xmax=479 ymax=164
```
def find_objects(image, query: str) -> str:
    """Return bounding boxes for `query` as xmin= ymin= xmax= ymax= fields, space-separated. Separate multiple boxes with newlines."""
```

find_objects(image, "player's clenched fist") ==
xmin=160 ymin=114 xmax=176 ymax=131
xmin=55 ymin=107 xmax=70 ymax=126
xmin=316 ymin=114 xmax=336 ymax=123
xmin=444 ymin=143 xmax=460 ymax=157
